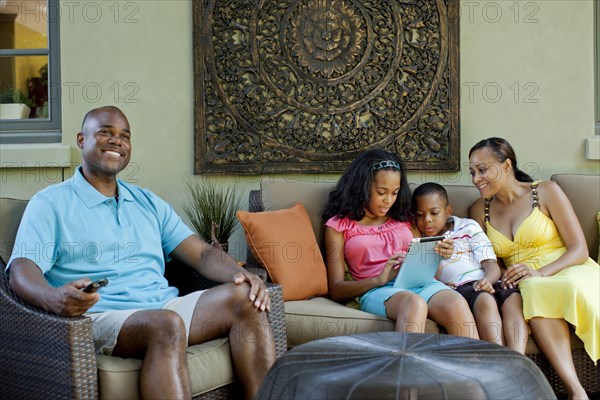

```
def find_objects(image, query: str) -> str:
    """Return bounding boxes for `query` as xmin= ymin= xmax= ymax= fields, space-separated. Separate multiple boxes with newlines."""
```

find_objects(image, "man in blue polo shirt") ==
xmin=7 ymin=106 xmax=275 ymax=399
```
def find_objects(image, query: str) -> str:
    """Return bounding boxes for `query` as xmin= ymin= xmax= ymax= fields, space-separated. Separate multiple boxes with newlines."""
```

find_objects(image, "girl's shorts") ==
xmin=359 ymin=279 xmax=451 ymax=318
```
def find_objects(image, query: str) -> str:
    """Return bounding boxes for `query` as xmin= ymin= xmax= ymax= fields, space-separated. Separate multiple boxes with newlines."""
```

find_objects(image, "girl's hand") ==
xmin=377 ymin=252 xmax=405 ymax=286
xmin=434 ymin=237 xmax=454 ymax=259
xmin=473 ymin=278 xmax=495 ymax=294
xmin=501 ymin=263 xmax=540 ymax=288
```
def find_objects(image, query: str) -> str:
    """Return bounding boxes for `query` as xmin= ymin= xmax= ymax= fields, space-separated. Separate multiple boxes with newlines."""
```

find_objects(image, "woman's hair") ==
xmin=321 ymin=149 xmax=411 ymax=222
xmin=468 ymin=137 xmax=533 ymax=183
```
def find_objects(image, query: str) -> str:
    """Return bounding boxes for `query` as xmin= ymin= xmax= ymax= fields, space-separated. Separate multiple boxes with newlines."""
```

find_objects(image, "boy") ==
xmin=411 ymin=182 xmax=528 ymax=353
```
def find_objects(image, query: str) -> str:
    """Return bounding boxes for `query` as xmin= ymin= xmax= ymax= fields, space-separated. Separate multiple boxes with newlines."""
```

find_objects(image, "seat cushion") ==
xmin=284 ymin=297 xmax=439 ymax=347
xmin=96 ymin=337 xmax=234 ymax=399
xmin=551 ymin=174 xmax=600 ymax=261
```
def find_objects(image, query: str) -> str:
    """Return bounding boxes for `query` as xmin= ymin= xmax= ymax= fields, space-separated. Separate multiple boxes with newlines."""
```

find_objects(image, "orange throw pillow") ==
xmin=237 ymin=203 xmax=328 ymax=301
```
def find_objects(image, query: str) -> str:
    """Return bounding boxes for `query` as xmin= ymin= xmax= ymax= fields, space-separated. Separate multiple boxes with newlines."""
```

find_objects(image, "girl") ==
xmin=322 ymin=149 xmax=478 ymax=338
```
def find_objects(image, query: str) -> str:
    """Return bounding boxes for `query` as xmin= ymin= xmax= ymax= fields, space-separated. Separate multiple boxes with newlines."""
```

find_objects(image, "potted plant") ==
xmin=182 ymin=180 xmax=244 ymax=253
xmin=0 ymin=86 xmax=33 ymax=119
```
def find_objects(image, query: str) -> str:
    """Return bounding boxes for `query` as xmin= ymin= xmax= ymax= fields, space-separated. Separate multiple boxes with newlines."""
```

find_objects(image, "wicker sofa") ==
xmin=246 ymin=174 xmax=599 ymax=395
xmin=0 ymin=198 xmax=287 ymax=399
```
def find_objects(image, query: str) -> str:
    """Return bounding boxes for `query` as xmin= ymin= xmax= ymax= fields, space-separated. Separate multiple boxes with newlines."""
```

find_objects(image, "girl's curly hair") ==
xmin=322 ymin=149 xmax=411 ymax=222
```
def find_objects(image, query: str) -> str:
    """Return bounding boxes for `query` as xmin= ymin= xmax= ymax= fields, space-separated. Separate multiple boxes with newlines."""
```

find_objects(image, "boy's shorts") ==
xmin=359 ymin=279 xmax=451 ymax=318
xmin=87 ymin=290 xmax=205 ymax=355
xmin=455 ymin=281 xmax=519 ymax=311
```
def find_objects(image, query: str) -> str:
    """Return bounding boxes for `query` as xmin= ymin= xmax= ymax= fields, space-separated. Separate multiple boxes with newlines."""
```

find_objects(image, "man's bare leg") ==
xmin=188 ymin=282 xmax=276 ymax=400
xmin=112 ymin=309 xmax=191 ymax=398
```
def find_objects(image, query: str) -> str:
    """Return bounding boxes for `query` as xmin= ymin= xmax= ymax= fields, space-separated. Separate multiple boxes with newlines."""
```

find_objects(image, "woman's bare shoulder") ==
xmin=535 ymin=180 xmax=572 ymax=210
xmin=535 ymin=180 xmax=561 ymax=194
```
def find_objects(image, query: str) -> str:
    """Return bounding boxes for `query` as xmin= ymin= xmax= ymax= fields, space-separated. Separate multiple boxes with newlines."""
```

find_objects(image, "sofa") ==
xmin=244 ymin=174 xmax=599 ymax=395
xmin=0 ymin=198 xmax=288 ymax=399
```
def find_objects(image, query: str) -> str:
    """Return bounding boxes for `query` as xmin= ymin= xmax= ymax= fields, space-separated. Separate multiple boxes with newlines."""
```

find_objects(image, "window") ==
xmin=0 ymin=0 xmax=60 ymax=143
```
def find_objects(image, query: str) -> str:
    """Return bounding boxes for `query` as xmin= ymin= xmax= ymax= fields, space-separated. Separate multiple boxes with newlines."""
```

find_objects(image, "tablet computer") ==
xmin=393 ymin=235 xmax=446 ymax=289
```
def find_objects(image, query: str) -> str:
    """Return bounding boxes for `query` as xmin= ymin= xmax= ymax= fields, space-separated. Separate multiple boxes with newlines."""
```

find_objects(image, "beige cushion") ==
xmin=0 ymin=198 xmax=28 ymax=264
xmin=261 ymin=178 xmax=335 ymax=247
xmin=284 ymin=297 xmax=439 ymax=348
xmin=97 ymin=337 xmax=233 ymax=399
xmin=260 ymin=179 xmax=479 ymax=249
xmin=551 ymin=174 xmax=600 ymax=261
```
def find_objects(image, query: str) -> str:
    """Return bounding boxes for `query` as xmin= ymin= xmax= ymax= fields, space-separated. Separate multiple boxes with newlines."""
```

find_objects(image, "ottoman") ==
xmin=257 ymin=332 xmax=556 ymax=399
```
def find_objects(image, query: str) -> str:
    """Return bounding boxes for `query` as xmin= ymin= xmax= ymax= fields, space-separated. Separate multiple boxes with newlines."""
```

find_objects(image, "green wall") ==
xmin=2 ymin=0 xmax=598 ymax=260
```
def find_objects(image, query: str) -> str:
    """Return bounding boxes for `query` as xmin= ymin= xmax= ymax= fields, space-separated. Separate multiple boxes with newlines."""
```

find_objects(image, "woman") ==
xmin=469 ymin=137 xmax=599 ymax=400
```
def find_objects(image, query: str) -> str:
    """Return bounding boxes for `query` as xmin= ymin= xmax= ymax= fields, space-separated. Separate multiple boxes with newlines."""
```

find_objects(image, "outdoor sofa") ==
xmin=243 ymin=174 xmax=600 ymax=395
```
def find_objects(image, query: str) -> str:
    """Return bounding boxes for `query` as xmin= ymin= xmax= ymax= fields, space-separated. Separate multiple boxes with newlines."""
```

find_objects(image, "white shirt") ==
xmin=438 ymin=216 xmax=497 ymax=286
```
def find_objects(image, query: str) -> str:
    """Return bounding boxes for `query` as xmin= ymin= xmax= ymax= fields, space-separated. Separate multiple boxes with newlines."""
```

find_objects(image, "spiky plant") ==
xmin=0 ymin=86 xmax=34 ymax=108
xmin=182 ymin=181 xmax=244 ymax=251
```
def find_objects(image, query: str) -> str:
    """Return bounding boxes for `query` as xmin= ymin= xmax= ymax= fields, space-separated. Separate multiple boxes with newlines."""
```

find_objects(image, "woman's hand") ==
xmin=435 ymin=237 xmax=454 ymax=259
xmin=501 ymin=263 xmax=541 ymax=288
xmin=377 ymin=252 xmax=405 ymax=286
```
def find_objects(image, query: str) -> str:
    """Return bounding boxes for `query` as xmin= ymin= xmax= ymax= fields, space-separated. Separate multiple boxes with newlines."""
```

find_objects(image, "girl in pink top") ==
xmin=322 ymin=149 xmax=478 ymax=338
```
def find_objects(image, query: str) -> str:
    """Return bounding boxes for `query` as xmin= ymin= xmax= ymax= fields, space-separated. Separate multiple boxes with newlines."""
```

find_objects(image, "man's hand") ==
xmin=9 ymin=259 xmax=100 ymax=317
xmin=233 ymin=271 xmax=270 ymax=312
xmin=50 ymin=279 xmax=101 ymax=316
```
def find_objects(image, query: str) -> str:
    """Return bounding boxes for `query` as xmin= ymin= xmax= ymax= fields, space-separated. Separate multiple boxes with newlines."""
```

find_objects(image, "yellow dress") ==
xmin=486 ymin=204 xmax=599 ymax=363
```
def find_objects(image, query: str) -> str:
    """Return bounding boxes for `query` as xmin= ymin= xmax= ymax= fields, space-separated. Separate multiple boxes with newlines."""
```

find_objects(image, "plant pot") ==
xmin=0 ymin=103 xmax=31 ymax=119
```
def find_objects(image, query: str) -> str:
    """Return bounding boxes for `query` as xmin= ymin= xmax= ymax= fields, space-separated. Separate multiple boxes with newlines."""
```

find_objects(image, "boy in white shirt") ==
xmin=412 ymin=182 xmax=528 ymax=353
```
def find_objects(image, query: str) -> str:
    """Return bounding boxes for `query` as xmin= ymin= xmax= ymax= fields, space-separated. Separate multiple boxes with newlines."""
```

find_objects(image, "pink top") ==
xmin=325 ymin=216 xmax=414 ymax=280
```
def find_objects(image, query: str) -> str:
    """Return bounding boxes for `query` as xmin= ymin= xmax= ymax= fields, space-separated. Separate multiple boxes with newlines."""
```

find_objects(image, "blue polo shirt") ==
xmin=7 ymin=167 xmax=194 ymax=312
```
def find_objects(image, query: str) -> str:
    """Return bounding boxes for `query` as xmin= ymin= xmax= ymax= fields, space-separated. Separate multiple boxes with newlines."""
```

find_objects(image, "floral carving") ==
xmin=194 ymin=0 xmax=460 ymax=173
xmin=289 ymin=0 xmax=365 ymax=78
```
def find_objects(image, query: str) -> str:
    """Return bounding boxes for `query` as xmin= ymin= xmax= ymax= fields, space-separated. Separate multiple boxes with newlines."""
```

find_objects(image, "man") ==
xmin=7 ymin=106 xmax=275 ymax=399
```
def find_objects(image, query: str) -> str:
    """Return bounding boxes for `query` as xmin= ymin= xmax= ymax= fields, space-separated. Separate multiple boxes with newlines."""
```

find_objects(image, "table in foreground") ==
xmin=258 ymin=332 xmax=556 ymax=400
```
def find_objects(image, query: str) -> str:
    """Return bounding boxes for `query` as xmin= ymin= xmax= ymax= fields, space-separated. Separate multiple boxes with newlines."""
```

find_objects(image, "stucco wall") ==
xmin=1 ymin=0 xmax=597 ymax=260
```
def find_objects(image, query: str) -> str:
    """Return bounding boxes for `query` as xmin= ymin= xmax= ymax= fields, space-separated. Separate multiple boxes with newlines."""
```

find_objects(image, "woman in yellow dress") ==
xmin=468 ymin=137 xmax=599 ymax=400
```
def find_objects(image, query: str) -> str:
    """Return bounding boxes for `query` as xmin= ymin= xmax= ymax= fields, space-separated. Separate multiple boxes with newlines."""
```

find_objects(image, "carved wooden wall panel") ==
xmin=193 ymin=0 xmax=459 ymax=174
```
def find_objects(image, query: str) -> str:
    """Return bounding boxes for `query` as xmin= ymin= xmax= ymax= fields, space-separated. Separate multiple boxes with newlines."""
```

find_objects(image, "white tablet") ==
xmin=393 ymin=235 xmax=446 ymax=289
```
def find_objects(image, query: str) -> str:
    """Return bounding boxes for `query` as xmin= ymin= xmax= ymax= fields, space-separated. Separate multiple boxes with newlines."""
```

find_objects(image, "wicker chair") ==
xmin=0 ymin=258 xmax=287 ymax=399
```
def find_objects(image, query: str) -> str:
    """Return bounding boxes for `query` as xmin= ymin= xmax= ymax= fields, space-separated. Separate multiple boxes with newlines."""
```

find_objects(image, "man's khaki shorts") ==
xmin=87 ymin=290 xmax=205 ymax=355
